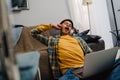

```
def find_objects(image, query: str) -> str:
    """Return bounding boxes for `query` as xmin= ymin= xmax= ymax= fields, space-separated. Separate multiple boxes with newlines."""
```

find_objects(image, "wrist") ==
xmin=50 ymin=24 xmax=54 ymax=28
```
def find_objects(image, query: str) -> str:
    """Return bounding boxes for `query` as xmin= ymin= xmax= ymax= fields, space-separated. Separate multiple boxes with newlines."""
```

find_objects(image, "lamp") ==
xmin=82 ymin=0 xmax=92 ymax=34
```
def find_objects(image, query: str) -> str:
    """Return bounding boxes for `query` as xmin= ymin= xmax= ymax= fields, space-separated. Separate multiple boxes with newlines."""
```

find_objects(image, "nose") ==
xmin=66 ymin=23 xmax=71 ymax=27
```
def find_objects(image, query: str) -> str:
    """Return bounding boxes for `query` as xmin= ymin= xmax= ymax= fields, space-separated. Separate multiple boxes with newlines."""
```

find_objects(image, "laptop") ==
xmin=72 ymin=47 xmax=118 ymax=79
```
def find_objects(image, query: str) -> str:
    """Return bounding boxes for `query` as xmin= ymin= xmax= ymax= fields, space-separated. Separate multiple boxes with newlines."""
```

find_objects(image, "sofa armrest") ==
xmin=88 ymin=39 xmax=105 ymax=52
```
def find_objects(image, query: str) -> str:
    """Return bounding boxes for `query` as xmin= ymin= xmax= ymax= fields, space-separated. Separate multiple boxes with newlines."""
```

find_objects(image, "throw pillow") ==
xmin=78 ymin=29 xmax=90 ymax=36
xmin=81 ymin=35 xmax=101 ymax=43
xmin=78 ymin=29 xmax=101 ymax=43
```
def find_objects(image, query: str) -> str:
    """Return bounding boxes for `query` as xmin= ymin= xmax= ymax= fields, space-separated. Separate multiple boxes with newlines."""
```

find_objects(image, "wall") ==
xmin=13 ymin=0 xmax=70 ymax=26
xmin=89 ymin=0 xmax=113 ymax=49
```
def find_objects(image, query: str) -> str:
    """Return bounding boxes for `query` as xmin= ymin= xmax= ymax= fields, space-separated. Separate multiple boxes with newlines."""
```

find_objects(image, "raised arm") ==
xmin=31 ymin=24 xmax=52 ymax=45
xmin=31 ymin=24 xmax=62 ymax=45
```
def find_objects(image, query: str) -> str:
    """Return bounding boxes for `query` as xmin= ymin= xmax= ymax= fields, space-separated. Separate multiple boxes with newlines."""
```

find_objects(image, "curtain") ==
xmin=67 ymin=0 xmax=89 ymax=32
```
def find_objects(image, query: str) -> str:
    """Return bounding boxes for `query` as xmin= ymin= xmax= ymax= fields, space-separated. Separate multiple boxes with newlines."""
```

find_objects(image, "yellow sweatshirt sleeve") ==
xmin=36 ymin=24 xmax=52 ymax=32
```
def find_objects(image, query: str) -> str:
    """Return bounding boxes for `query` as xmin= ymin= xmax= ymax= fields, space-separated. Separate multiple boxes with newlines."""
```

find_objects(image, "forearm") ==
xmin=36 ymin=24 xmax=52 ymax=32
xmin=31 ymin=24 xmax=52 ymax=45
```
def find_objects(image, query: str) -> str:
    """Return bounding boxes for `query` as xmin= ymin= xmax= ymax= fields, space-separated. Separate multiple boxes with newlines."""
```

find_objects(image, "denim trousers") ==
xmin=59 ymin=58 xmax=120 ymax=80
xmin=59 ymin=68 xmax=80 ymax=80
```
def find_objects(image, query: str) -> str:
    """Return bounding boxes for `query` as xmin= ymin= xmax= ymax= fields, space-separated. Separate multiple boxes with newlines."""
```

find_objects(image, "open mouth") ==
xmin=65 ymin=27 xmax=69 ymax=31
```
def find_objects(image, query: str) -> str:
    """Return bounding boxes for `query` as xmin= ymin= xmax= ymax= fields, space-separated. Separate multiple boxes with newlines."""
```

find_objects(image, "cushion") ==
xmin=82 ymin=35 xmax=101 ymax=43
xmin=88 ymin=39 xmax=105 ymax=51
xmin=12 ymin=27 xmax=23 ymax=46
xmin=78 ymin=29 xmax=90 ymax=36
xmin=16 ymin=51 xmax=40 ymax=80
xmin=78 ymin=29 xmax=101 ymax=43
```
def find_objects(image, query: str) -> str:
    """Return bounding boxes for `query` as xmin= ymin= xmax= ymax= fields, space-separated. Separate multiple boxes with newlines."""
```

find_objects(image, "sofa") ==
xmin=15 ymin=26 xmax=105 ymax=80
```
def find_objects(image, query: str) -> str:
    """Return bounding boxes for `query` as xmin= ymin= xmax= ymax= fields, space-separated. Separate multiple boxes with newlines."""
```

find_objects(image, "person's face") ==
xmin=61 ymin=21 xmax=73 ymax=35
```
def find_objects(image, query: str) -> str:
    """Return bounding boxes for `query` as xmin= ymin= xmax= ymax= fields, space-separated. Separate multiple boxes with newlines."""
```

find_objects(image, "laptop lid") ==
xmin=83 ymin=47 xmax=118 ymax=78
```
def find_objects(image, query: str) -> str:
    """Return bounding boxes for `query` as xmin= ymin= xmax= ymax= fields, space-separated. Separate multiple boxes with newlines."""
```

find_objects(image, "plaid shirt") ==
xmin=31 ymin=29 xmax=92 ymax=80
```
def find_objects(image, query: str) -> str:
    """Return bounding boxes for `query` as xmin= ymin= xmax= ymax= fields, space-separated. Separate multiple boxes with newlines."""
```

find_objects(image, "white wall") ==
xmin=89 ymin=0 xmax=113 ymax=49
xmin=13 ymin=0 xmax=70 ymax=26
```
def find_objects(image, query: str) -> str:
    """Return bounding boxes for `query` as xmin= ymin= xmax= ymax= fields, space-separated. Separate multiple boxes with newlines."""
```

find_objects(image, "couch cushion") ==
xmin=16 ymin=51 xmax=40 ymax=80
xmin=88 ymin=39 xmax=105 ymax=52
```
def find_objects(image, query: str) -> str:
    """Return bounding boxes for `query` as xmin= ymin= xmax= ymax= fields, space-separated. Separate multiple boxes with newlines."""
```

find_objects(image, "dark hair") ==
xmin=60 ymin=19 xmax=74 ymax=29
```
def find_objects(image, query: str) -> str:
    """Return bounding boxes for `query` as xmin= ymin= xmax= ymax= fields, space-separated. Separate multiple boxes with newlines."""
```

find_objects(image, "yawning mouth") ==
xmin=65 ymin=27 xmax=69 ymax=31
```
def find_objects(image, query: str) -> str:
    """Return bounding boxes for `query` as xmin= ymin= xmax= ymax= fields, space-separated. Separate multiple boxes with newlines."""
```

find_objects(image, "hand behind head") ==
xmin=52 ymin=24 xmax=62 ymax=30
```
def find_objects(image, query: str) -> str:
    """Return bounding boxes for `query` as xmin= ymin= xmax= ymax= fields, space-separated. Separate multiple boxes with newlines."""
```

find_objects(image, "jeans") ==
xmin=59 ymin=68 xmax=80 ymax=80
xmin=107 ymin=58 xmax=120 ymax=80
xmin=59 ymin=58 xmax=120 ymax=80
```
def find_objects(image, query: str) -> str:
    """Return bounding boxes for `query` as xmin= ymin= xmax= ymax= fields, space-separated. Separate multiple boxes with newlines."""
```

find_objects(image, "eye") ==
xmin=64 ymin=22 xmax=68 ymax=25
xmin=69 ymin=24 xmax=72 ymax=27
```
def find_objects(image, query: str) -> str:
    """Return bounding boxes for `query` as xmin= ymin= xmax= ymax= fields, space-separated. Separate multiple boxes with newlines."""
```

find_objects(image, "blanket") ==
xmin=15 ymin=26 xmax=48 ymax=53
